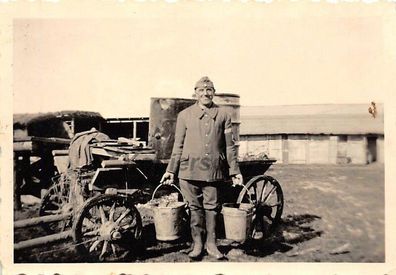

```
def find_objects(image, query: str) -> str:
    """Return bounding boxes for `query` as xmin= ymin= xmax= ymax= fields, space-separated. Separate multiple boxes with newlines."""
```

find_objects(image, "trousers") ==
xmin=179 ymin=179 xmax=220 ymax=211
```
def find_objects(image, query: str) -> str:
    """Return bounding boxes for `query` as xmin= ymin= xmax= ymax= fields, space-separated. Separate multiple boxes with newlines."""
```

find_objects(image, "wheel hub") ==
xmin=99 ymin=221 xmax=119 ymax=240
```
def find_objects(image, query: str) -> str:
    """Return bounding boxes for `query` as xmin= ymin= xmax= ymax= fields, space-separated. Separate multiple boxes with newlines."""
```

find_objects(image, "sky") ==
xmin=12 ymin=3 xmax=395 ymax=118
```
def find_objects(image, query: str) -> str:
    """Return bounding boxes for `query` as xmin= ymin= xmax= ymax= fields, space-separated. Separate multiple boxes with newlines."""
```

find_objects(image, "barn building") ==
xmin=238 ymin=104 xmax=384 ymax=165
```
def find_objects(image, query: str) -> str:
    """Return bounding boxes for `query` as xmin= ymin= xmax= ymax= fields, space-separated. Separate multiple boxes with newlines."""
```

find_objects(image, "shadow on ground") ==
xmin=135 ymin=213 xmax=323 ymax=261
xmin=212 ymin=213 xmax=324 ymax=260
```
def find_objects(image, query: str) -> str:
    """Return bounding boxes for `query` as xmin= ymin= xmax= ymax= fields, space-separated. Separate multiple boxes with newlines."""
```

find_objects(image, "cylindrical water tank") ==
xmin=149 ymin=94 xmax=240 ymax=160
xmin=213 ymin=93 xmax=241 ymax=143
xmin=148 ymin=98 xmax=195 ymax=160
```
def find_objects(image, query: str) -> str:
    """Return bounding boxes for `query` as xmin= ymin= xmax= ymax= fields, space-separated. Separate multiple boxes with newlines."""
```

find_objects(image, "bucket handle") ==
xmin=151 ymin=183 xmax=187 ymax=205
xmin=225 ymin=182 xmax=255 ymax=213
xmin=227 ymin=179 xmax=254 ymax=205
xmin=240 ymin=184 xmax=254 ymax=205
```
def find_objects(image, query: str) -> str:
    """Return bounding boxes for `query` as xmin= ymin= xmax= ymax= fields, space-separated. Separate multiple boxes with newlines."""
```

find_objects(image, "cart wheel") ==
xmin=236 ymin=175 xmax=284 ymax=237
xmin=39 ymin=175 xmax=72 ymax=233
xmin=73 ymin=194 xmax=143 ymax=262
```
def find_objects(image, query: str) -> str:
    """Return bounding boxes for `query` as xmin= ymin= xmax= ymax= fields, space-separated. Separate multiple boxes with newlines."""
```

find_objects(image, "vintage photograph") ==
xmin=2 ymin=2 xmax=395 ymax=273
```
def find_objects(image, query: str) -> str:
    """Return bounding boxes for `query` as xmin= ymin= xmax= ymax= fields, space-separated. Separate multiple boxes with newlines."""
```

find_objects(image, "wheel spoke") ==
xmin=99 ymin=240 xmax=108 ymax=261
xmin=111 ymin=243 xmax=118 ymax=258
xmin=109 ymin=203 xmax=116 ymax=221
xmin=84 ymin=229 xmax=99 ymax=237
xmin=89 ymin=240 xmax=101 ymax=252
xmin=121 ymin=219 xmax=137 ymax=230
xmin=116 ymin=209 xmax=131 ymax=225
xmin=255 ymin=180 xmax=264 ymax=203
xmin=260 ymin=181 xmax=267 ymax=202
xmin=119 ymin=211 xmax=136 ymax=228
xmin=99 ymin=205 xmax=107 ymax=224
xmin=267 ymin=202 xmax=282 ymax=207
xmin=263 ymin=185 xmax=277 ymax=204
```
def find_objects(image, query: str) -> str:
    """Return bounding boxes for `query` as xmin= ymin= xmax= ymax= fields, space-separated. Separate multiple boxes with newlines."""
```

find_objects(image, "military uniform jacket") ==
xmin=166 ymin=102 xmax=240 ymax=182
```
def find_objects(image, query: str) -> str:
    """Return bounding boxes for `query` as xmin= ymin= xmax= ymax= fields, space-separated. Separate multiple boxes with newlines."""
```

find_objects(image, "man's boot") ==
xmin=205 ymin=210 xmax=225 ymax=259
xmin=188 ymin=210 xmax=204 ymax=259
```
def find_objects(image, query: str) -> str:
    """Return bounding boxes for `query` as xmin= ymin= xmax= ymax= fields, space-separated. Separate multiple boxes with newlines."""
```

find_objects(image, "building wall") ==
xmin=239 ymin=134 xmax=380 ymax=165
xmin=268 ymin=135 xmax=283 ymax=163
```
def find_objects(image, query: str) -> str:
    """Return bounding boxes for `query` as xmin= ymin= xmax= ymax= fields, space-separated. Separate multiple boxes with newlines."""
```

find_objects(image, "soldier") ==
xmin=161 ymin=76 xmax=243 ymax=260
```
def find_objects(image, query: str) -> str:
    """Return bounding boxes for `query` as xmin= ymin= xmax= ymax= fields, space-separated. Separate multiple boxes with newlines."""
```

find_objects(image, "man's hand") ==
xmin=160 ymin=171 xmax=175 ymax=185
xmin=231 ymin=174 xmax=243 ymax=187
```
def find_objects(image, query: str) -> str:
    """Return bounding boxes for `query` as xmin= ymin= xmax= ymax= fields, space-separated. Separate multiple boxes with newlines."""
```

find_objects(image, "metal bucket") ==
xmin=150 ymin=184 xmax=187 ymax=241
xmin=222 ymin=203 xmax=254 ymax=243
xmin=148 ymin=98 xmax=195 ymax=160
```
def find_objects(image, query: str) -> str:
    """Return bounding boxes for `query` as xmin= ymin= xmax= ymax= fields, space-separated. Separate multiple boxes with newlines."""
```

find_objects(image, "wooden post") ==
xmin=14 ymin=230 xmax=72 ymax=251
xmin=14 ymin=212 xmax=71 ymax=229
xmin=14 ymin=152 xmax=22 ymax=210
xmin=14 ymin=150 xmax=33 ymax=210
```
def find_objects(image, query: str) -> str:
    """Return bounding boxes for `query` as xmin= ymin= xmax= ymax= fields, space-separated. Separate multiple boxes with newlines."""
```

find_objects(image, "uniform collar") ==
xmin=192 ymin=102 xmax=218 ymax=119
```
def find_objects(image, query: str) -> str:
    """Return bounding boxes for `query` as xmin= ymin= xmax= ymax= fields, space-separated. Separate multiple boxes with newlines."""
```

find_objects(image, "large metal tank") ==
xmin=148 ymin=98 xmax=195 ymax=160
xmin=213 ymin=93 xmax=241 ymax=144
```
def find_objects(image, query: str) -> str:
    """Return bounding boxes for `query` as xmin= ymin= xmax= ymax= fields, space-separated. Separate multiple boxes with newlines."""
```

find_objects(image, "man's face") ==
xmin=195 ymin=87 xmax=215 ymax=107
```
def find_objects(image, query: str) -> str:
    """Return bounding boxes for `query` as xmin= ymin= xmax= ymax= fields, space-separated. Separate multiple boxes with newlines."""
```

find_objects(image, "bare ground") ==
xmin=14 ymin=163 xmax=384 ymax=263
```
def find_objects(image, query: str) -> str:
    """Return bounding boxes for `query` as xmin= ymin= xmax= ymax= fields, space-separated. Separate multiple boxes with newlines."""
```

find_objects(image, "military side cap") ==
xmin=195 ymin=76 xmax=215 ymax=90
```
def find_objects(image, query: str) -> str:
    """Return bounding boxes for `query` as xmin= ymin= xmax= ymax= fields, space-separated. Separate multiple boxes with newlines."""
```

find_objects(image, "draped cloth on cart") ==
xmin=68 ymin=128 xmax=110 ymax=169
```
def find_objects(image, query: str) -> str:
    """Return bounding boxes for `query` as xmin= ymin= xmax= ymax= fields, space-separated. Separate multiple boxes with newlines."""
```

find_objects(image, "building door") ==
xmin=337 ymin=135 xmax=348 ymax=164
xmin=308 ymin=136 xmax=330 ymax=164
xmin=367 ymin=136 xmax=377 ymax=163
xmin=288 ymin=135 xmax=307 ymax=164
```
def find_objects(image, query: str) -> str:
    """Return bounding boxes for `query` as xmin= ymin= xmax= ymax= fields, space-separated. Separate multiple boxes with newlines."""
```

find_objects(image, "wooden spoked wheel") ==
xmin=39 ymin=175 xmax=72 ymax=233
xmin=237 ymin=175 xmax=284 ymax=238
xmin=72 ymin=194 xmax=143 ymax=262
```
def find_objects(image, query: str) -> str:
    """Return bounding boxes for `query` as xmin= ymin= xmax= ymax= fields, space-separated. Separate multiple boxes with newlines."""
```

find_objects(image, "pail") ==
xmin=150 ymin=183 xmax=187 ymax=241
xmin=222 ymin=203 xmax=254 ymax=243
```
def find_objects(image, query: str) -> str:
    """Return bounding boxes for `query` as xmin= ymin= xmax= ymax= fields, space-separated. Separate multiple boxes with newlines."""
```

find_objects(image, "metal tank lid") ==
xmin=214 ymin=93 xmax=240 ymax=98
xmin=150 ymin=97 xmax=195 ymax=100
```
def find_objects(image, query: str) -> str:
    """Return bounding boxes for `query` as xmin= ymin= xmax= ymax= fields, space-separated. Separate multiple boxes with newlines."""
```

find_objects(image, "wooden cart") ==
xmin=14 ymin=142 xmax=284 ymax=262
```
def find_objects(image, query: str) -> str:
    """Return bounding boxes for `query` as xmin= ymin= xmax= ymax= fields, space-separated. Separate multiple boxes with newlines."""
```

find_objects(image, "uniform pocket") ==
xmin=179 ymin=154 xmax=190 ymax=172
xmin=180 ymin=154 xmax=189 ymax=162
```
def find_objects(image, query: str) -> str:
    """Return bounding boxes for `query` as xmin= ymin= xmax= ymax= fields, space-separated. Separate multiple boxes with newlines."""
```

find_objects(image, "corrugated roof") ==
xmin=240 ymin=104 xmax=384 ymax=135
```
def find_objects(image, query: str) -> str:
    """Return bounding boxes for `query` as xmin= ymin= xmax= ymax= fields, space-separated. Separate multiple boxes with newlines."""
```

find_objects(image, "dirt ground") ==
xmin=14 ymin=163 xmax=384 ymax=263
